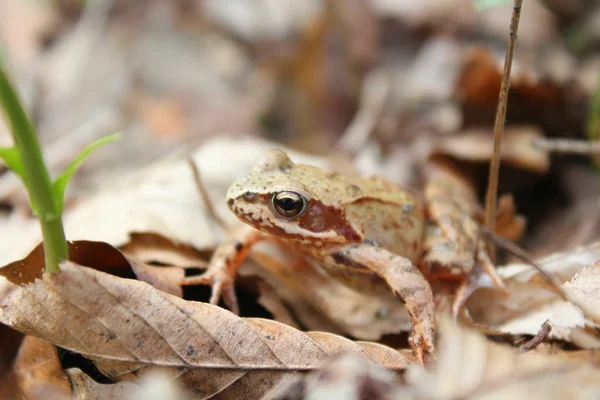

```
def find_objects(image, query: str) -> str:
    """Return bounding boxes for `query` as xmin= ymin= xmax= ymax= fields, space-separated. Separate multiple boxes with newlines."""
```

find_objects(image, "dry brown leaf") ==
xmin=256 ymin=280 xmax=300 ymax=329
xmin=0 ymin=238 xmax=188 ymax=297
xmin=403 ymin=315 xmax=600 ymax=399
xmin=494 ymin=195 xmax=527 ymax=242
xmin=120 ymin=233 xmax=211 ymax=269
xmin=0 ymin=240 xmax=131 ymax=285
xmin=432 ymin=126 xmax=550 ymax=173
xmin=0 ymin=336 xmax=72 ymax=400
xmin=564 ymin=261 xmax=600 ymax=326
xmin=0 ymin=261 xmax=414 ymax=398
xmin=0 ymin=322 xmax=24 ymax=372
xmin=128 ymin=258 xmax=184 ymax=298
xmin=0 ymin=324 xmax=25 ymax=400
xmin=467 ymin=242 xmax=600 ymax=342
xmin=69 ymin=368 xmax=138 ymax=399
xmin=457 ymin=47 xmax=585 ymax=139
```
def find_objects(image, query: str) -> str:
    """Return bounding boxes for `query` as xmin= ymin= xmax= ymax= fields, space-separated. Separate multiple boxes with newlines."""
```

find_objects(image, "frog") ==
xmin=183 ymin=149 xmax=509 ymax=363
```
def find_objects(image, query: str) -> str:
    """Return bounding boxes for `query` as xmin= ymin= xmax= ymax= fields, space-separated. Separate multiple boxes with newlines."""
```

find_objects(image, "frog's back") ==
xmin=343 ymin=175 xmax=425 ymax=262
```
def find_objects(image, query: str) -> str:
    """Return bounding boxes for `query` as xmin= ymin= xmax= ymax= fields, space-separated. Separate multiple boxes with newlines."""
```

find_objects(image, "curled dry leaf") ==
xmin=0 ymin=261 xmax=413 ymax=399
xmin=0 ymin=239 xmax=184 ymax=297
xmin=457 ymin=47 xmax=585 ymax=139
xmin=120 ymin=232 xmax=211 ymax=269
xmin=403 ymin=315 xmax=600 ymax=400
xmin=256 ymin=280 xmax=300 ymax=329
xmin=128 ymin=258 xmax=184 ymax=298
xmin=431 ymin=126 xmax=550 ymax=173
xmin=467 ymin=242 xmax=600 ymax=342
xmin=563 ymin=261 xmax=600 ymax=326
xmin=0 ymin=336 xmax=72 ymax=400
xmin=0 ymin=240 xmax=131 ymax=285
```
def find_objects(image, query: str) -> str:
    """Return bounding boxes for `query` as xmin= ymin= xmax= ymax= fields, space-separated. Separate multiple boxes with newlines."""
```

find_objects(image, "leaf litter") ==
xmin=2 ymin=0 xmax=600 ymax=398
xmin=0 ymin=260 xmax=413 ymax=398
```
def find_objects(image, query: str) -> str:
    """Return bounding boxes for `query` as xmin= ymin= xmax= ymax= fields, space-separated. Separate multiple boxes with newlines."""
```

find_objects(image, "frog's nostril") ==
xmin=243 ymin=192 xmax=256 ymax=201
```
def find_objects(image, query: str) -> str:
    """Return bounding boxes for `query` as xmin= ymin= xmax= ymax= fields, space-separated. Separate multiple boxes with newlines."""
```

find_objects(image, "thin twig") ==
xmin=484 ymin=0 xmax=523 ymax=262
xmin=482 ymin=228 xmax=566 ymax=297
xmin=520 ymin=320 xmax=552 ymax=352
xmin=533 ymin=137 xmax=600 ymax=154
xmin=483 ymin=228 xmax=600 ymax=332
xmin=188 ymin=158 xmax=228 ymax=230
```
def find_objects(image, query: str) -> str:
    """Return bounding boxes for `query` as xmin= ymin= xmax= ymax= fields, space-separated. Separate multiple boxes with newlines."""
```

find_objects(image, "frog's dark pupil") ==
xmin=278 ymin=197 xmax=298 ymax=211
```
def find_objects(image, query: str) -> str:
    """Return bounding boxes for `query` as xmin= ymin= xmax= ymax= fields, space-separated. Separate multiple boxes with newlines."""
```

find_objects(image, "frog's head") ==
xmin=226 ymin=149 xmax=362 ymax=244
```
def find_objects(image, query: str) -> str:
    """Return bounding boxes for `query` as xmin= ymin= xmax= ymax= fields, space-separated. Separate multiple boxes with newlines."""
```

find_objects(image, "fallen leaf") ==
xmin=0 ymin=261 xmax=414 ymax=398
xmin=0 ymin=323 xmax=25 ymax=399
xmin=564 ymin=261 xmax=600 ymax=326
xmin=432 ymin=126 xmax=550 ymax=173
xmin=0 ymin=336 xmax=72 ymax=400
xmin=0 ymin=240 xmax=131 ymax=285
xmin=467 ymin=242 xmax=600 ymax=342
xmin=120 ymin=232 xmax=211 ymax=268
xmin=403 ymin=314 xmax=600 ymax=399
xmin=128 ymin=258 xmax=184 ymax=298
xmin=256 ymin=280 xmax=300 ymax=329
xmin=457 ymin=47 xmax=586 ymax=139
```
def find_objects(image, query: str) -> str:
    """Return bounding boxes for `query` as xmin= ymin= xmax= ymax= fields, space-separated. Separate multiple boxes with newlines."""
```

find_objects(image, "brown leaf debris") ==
xmin=0 ymin=261 xmax=413 ymax=398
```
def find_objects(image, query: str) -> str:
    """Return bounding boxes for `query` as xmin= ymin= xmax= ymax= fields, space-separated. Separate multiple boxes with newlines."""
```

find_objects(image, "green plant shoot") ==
xmin=0 ymin=56 xmax=120 ymax=273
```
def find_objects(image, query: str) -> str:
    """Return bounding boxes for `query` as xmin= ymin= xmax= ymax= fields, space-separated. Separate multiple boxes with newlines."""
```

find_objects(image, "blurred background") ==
xmin=1 ymin=0 xmax=600 ymax=256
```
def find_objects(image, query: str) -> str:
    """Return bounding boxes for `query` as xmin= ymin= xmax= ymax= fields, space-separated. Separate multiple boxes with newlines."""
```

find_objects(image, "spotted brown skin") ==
xmin=182 ymin=149 xmax=507 ymax=363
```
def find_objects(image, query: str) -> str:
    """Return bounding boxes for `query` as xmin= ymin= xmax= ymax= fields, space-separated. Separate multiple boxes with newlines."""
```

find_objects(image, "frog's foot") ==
xmin=181 ymin=226 xmax=263 ymax=315
xmin=408 ymin=320 xmax=436 ymax=364
xmin=476 ymin=238 xmax=508 ymax=293
xmin=182 ymin=267 xmax=240 ymax=315
xmin=451 ymin=239 xmax=508 ymax=319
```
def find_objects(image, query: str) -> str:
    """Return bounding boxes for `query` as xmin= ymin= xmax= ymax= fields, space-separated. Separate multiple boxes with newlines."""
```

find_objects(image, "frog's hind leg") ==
xmin=336 ymin=245 xmax=436 ymax=364
xmin=451 ymin=238 xmax=508 ymax=318
xmin=421 ymin=162 xmax=508 ymax=318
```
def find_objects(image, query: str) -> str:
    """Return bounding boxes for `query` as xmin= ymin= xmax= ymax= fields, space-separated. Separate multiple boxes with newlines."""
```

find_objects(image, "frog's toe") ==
xmin=181 ymin=271 xmax=240 ymax=315
xmin=409 ymin=327 xmax=436 ymax=365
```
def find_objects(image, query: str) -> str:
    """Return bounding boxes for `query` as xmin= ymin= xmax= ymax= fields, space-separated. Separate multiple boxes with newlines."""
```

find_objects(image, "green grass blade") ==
xmin=52 ymin=133 xmax=121 ymax=213
xmin=0 ymin=146 xmax=25 ymax=180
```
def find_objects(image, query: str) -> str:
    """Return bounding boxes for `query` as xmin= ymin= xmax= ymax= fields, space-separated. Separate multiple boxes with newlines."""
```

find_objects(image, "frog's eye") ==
xmin=272 ymin=191 xmax=307 ymax=218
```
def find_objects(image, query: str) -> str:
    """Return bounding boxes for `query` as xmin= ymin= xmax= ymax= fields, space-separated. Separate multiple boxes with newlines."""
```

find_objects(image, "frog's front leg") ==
xmin=334 ymin=245 xmax=436 ymax=363
xmin=181 ymin=225 xmax=264 ymax=314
